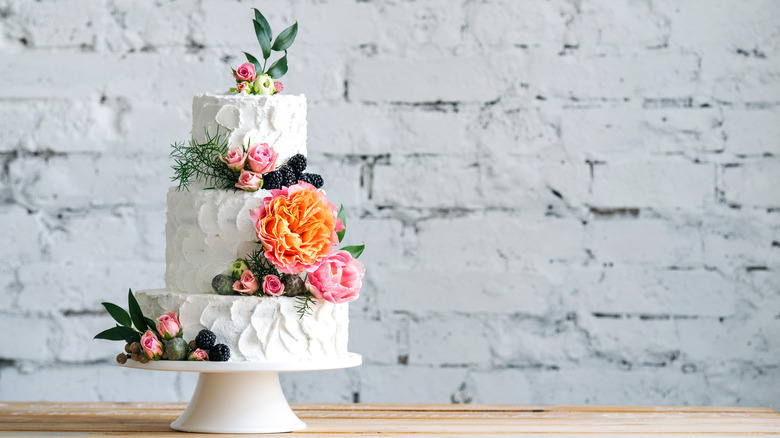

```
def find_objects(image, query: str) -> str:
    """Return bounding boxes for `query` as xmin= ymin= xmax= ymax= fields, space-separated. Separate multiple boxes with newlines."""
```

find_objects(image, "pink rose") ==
xmin=236 ymin=81 xmax=252 ymax=94
xmin=220 ymin=146 xmax=248 ymax=171
xmin=140 ymin=330 xmax=163 ymax=360
xmin=234 ymin=63 xmax=256 ymax=82
xmin=155 ymin=312 xmax=181 ymax=340
xmin=188 ymin=348 xmax=209 ymax=361
xmin=235 ymin=170 xmax=262 ymax=191
xmin=262 ymin=274 xmax=285 ymax=296
xmin=274 ymin=81 xmax=284 ymax=93
xmin=306 ymin=250 xmax=365 ymax=304
xmin=246 ymin=143 xmax=278 ymax=174
xmin=233 ymin=269 xmax=259 ymax=295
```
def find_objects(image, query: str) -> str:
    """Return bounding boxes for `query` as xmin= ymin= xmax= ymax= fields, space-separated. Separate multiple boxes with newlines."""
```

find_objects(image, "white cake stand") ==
xmin=121 ymin=352 xmax=361 ymax=434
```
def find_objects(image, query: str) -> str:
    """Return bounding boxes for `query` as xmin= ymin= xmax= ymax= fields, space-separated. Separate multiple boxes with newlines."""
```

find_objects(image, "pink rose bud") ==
xmin=246 ymin=143 xmax=279 ymax=174
xmin=236 ymin=81 xmax=252 ymax=94
xmin=235 ymin=170 xmax=263 ymax=191
xmin=140 ymin=330 xmax=163 ymax=360
xmin=306 ymin=250 xmax=365 ymax=304
xmin=155 ymin=312 xmax=181 ymax=340
xmin=233 ymin=269 xmax=260 ymax=295
xmin=188 ymin=348 xmax=209 ymax=361
xmin=274 ymin=81 xmax=284 ymax=93
xmin=234 ymin=63 xmax=256 ymax=82
xmin=262 ymin=274 xmax=285 ymax=296
xmin=219 ymin=146 xmax=248 ymax=171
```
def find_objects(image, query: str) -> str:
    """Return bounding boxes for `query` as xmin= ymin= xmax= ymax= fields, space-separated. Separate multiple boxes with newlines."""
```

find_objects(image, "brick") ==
xmin=469 ymin=0 xmax=573 ymax=50
xmin=487 ymin=315 xmax=590 ymax=367
xmin=0 ymin=204 xmax=41 ymax=262
xmin=347 ymin=316 xmax=400 ymax=365
xmin=43 ymin=209 xmax=141 ymax=262
xmin=571 ymin=0 xmax=671 ymax=52
xmin=723 ymin=107 xmax=780 ymax=155
xmin=294 ymin=2 xmax=379 ymax=47
xmin=281 ymin=369 xmax=356 ymax=403
xmin=585 ymin=218 xmax=702 ymax=265
xmin=701 ymin=210 xmax=780 ymax=269
xmin=589 ymin=161 xmax=714 ymax=208
xmin=3 ymin=0 xmax=103 ymax=49
xmin=408 ymin=314 xmax=491 ymax=366
xmin=0 ymin=263 xmax=20 ymax=312
xmin=375 ymin=0 xmax=467 ymax=52
xmin=358 ymin=364 xmax=468 ymax=403
xmin=699 ymin=49 xmax=780 ymax=103
xmin=721 ymin=161 xmax=780 ymax=208
xmin=0 ymin=314 xmax=55 ymax=361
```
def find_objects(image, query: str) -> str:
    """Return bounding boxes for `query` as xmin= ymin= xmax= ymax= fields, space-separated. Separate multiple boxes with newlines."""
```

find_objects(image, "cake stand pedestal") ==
xmin=121 ymin=352 xmax=362 ymax=434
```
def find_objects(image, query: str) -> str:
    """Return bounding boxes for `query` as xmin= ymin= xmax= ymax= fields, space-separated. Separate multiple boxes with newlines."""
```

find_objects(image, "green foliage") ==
xmin=295 ymin=294 xmax=315 ymax=319
xmin=266 ymin=52 xmax=288 ymax=79
xmin=336 ymin=204 xmax=346 ymax=242
xmin=244 ymin=52 xmax=261 ymax=74
xmin=272 ymin=22 xmax=298 ymax=51
xmin=245 ymin=248 xmax=280 ymax=287
xmin=244 ymin=9 xmax=297 ymax=78
xmin=127 ymin=289 xmax=148 ymax=333
xmin=102 ymin=302 xmax=132 ymax=327
xmin=170 ymin=128 xmax=238 ymax=191
xmin=340 ymin=243 xmax=365 ymax=259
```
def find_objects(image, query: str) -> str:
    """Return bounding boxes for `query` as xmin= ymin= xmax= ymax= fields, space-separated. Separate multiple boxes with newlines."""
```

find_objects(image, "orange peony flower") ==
xmin=250 ymin=182 xmax=344 ymax=274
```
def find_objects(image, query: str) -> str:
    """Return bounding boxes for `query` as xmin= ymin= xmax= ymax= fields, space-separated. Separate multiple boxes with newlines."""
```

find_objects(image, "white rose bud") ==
xmin=254 ymin=74 xmax=275 ymax=95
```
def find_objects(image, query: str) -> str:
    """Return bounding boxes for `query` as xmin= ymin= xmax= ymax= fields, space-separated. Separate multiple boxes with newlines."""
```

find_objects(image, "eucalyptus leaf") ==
xmin=272 ymin=22 xmax=298 ymax=51
xmin=253 ymin=19 xmax=271 ymax=60
xmin=243 ymin=52 xmax=261 ymax=74
xmin=102 ymin=302 xmax=131 ymax=327
xmin=93 ymin=326 xmax=127 ymax=341
xmin=336 ymin=204 xmax=346 ymax=242
xmin=266 ymin=53 xmax=288 ymax=79
xmin=340 ymin=243 xmax=365 ymax=259
xmin=127 ymin=289 xmax=147 ymax=332
xmin=253 ymin=8 xmax=272 ymax=43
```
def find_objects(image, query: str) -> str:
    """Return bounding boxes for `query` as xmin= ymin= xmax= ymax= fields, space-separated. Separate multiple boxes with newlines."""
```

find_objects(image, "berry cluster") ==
xmin=263 ymin=153 xmax=324 ymax=190
xmin=195 ymin=329 xmax=231 ymax=362
xmin=116 ymin=329 xmax=231 ymax=364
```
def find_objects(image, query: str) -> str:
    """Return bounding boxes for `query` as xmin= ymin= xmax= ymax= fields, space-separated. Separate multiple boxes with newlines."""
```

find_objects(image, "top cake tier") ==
xmin=192 ymin=93 xmax=307 ymax=164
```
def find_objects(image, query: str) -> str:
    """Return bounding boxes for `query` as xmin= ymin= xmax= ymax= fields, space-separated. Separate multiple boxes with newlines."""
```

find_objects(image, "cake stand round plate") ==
xmin=120 ymin=352 xmax=361 ymax=434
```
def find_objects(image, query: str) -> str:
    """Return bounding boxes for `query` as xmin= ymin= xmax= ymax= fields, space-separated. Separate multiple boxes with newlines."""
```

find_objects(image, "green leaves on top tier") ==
xmin=247 ymin=8 xmax=298 ymax=79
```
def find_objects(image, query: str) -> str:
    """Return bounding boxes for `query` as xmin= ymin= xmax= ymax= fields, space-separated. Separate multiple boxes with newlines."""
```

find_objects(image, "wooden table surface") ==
xmin=0 ymin=402 xmax=778 ymax=436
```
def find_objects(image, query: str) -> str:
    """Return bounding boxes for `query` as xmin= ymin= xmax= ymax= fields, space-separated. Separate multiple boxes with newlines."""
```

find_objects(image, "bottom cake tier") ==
xmin=136 ymin=289 xmax=349 ymax=362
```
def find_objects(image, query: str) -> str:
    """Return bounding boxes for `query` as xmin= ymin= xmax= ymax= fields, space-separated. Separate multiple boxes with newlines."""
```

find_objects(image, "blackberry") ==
xmin=300 ymin=173 xmax=324 ymax=189
xmin=195 ymin=329 xmax=216 ymax=350
xmin=262 ymin=171 xmax=282 ymax=190
xmin=287 ymin=154 xmax=307 ymax=176
xmin=209 ymin=344 xmax=231 ymax=362
xmin=278 ymin=165 xmax=298 ymax=187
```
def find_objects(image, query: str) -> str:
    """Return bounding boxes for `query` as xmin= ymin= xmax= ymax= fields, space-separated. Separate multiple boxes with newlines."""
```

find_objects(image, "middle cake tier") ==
xmin=166 ymin=187 xmax=271 ymax=294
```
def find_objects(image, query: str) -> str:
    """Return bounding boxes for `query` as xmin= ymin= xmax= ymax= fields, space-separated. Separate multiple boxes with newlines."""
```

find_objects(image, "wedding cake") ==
xmin=95 ymin=10 xmax=365 ymax=364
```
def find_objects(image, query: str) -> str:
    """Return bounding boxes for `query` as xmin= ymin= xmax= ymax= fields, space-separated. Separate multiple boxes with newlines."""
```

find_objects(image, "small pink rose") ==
xmin=234 ymin=63 xmax=256 ymax=82
xmin=274 ymin=81 xmax=284 ymax=93
xmin=188 ymin=348 xmax=209 ymax=361
xmin=233 ymin=269 xmax=259 ymax=295
xmin=220 ymin=146 xmax=248 ymax=171
xmin=236 ymin=81 xmax=252 ymax=94
xmin=306 ymin=250 xmax=365 ymax=304
xmin=246 ymin=143 xmax=278 ymax=174
xmin=262 ymin=274 xmax=285 ymax=296
xmin=235 ymin=170 xmax=263 ymax=191
xmin=156 ymin=312 xmax=181 ymax=340
xmin=140 ymin=330 xmax=163 ymax=360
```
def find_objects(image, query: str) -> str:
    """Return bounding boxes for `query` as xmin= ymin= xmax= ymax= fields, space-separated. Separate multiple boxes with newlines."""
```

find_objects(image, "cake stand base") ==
xmin=121 ymin=352 xmax=361 ymax=434
xmin=172 ymin=372 xmax=304 ymax=433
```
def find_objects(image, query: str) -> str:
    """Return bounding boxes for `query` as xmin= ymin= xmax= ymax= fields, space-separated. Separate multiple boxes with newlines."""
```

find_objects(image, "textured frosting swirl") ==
xmin=136 ymin=290 xmax=349 ymax=362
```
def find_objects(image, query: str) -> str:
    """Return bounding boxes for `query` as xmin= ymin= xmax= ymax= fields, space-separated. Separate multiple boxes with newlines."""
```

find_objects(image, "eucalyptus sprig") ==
xmin=244 ymin=8 xmax=298 ymax=79
xmin=170 ymin=128 xmax=238 ymax=191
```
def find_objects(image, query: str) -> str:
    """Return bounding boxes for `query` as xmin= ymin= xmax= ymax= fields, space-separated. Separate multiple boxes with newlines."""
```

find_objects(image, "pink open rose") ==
xmin=234 ymin=63 xmax=256 ymax=82
xmin=262 ymin=274 xmax=285 ymax=296
xmin=156 ymin=312 xmax=181 ymax=340
xmin=233 ymin=269 xmax=259 ymax=295
xmin=246 ymin=143 xmax=278 ymax=174
xmin=236 ymin=81 xmax=252 ymax=94
xmin=188 ymin=348 xmax=209 ymax=361
xmin=140 ymin=330 xmax=163 ymax=360
xmin=235 ymin=170 xmax=263 ymax=191
xmin=306 ymin=250 xmax=365 ymax=304
xmin=220 ymin=146 xmax=248 ymax=171
xmin=274 ymin=81 xmax=284 ymax=93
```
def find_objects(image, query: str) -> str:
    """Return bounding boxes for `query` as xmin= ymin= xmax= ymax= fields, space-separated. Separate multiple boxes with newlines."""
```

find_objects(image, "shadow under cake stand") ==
xmin=121 ymin=352 xmax=362 ymax=433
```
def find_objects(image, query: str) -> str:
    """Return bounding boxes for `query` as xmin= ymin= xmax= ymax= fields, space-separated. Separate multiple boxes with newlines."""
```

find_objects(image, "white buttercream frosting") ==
xmin=192 ymin=93 xmax=307 ymax=165
xmin=136 ymin=289 xmax=349 ymax=362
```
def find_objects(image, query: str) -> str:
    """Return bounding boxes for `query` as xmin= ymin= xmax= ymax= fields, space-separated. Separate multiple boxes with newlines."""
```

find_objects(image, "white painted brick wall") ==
xmin=0 ymin=0 xmax=778 ymax=408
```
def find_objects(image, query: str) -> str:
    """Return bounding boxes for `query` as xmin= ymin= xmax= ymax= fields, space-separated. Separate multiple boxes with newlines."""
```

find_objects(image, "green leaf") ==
xmin=115 ymin=325 xmax=142 ymax=344
xmin=144 ymin=317 xmax=158 ymax=333
xmin=272 ymin=21 xmax=298 ymax=51
xmin=127 ymin=289 xmax=147 ymax=332
xmin=340 ymin=243 xmax=365 ymax=259
xmin=253 ymin=19 xmax=272 ymax=60
xmin=336 ymin=204 xmax=346 ymax=242
xmin=253 ymin=8 xmax=273 ymax=42
xmin=94 ymin=326 xmax=127 ymax=341
xmin=243 ymin=52 xmax=261 ymax=74
xmin=266 ymin=53 xmax=288 ymax=79
xmin=101 ymin=302 xmax=132 ymax=327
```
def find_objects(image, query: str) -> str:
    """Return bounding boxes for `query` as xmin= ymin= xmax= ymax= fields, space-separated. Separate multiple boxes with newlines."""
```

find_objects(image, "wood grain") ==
xmin=0 ymin=402 xmax=778 ymax=436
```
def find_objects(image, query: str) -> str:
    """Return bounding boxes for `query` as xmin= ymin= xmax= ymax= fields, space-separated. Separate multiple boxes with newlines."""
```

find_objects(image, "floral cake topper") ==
xmin=229 ymin=9 xmax=297 ymax=95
